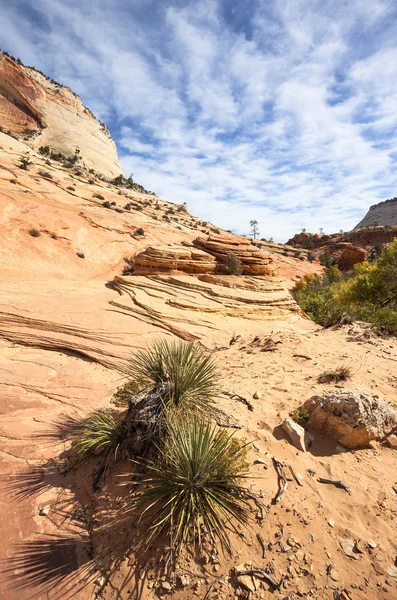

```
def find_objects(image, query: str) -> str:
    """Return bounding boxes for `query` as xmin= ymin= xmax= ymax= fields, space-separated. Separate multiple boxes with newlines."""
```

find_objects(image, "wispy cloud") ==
xmin=2 ymin=0 xmax=397 ymax=240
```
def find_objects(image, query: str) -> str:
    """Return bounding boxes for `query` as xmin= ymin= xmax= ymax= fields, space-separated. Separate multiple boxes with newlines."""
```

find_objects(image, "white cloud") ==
xmin=2 ymin=0 xmax=397 ymax=240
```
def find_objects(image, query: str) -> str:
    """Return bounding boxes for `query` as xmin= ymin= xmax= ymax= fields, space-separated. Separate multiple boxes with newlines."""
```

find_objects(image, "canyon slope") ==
xmin=354 ymin=197 xmax=397 ymax=229
xmin=1 ymin=62 xmax=397 ymax=600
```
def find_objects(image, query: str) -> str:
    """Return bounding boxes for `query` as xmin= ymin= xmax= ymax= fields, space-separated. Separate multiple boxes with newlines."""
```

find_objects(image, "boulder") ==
xmin=302 ymin=389 xmax=396 ymax=449
xmin=282 ymin=417 xmax=307 ymax=452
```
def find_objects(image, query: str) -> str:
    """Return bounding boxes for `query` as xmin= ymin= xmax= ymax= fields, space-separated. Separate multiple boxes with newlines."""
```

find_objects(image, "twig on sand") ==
xmin=256 ymin=532 xmax=267 ymax=559
xmin=317 ymin=477 xmax=351 ymax=495
xmin=293 ymin=353 xmax=312 ymax=360
xmin=272 ymin=457 xmax=288 ymax=503
xmin=222 ymin=390 xmax=254 ymax=412
xmin=288 ymin=464 xmax=303 ymax=487
xmin=246 ymin=493 xmax=268 ymax=522
xmin=202 ymin=575 xmax=224 ymax=600
xmin=235 ymin=568 xmax=279 ymax=590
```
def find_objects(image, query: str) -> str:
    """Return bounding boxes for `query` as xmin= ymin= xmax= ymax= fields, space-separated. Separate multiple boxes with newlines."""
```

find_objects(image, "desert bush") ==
xmin=18 ymin=156 xmax=32 ymax=170
xmin=128 ymin=340 xmax=219 ymax=414
xmin=103 ymin=201 xmax=111 ymax=208
xmin=122 ymin=256 xmax=135 ymax=275
xmin=293 ymin=407 xmax=310 ymax=425
xmin=76 ymin=252 xmax=85 ymax=259
xmin=318 ymin=366 xmax=352 ymax=383
xmin=222 ymin=252 xmax=242 ymax=275
xmin=50 ymin=233 xmax=58 ymax=240
xmin=132 ymin=417 xmax=251 ymax=561
xmin=93 ymin=193 xmax=104 ymax=200
xmin=293 ymin=240 xmax=397 ymax=334
xmin=67 ymin=186 xmax=75 ymax=191
xmin=38 ymin=170 xmax=53 ymax=179
xmin=28 ymin=228 xmax=41 ymax=237
xmin=134 ymin=227 xmax=144 ymax=236
xmin=73 ymin=410 xmax=120 ymax=457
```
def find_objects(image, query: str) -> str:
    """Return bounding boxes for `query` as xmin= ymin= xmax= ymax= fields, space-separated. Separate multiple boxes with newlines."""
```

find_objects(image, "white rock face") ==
xmin=354 ymin=198 xmax=397 ymax=229
xmin=0 ymin=52 xmax=122 ymax=178
xmin=303 ymin=389 xmax=396 ymax=449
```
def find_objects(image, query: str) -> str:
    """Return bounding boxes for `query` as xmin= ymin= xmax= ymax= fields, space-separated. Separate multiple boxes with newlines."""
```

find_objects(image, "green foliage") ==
xmin=73 ymin=410 xmax=120 ymax=457
xmin=222 ymin=252 xmax=243 ymax=275
xmin=293 ymin=240 xmax=397 ymax=334
xmin=111 ymin=379 xmax=146 ymax=407
xmin=319 ymin=252 xmax=336 ymax=267
xmin=128 ymin=340 xmax=219 ymax=413
xmin=293 ymin=407 xmax=310 ymax=425
xmin=132 ymin=417 xmax=251 ymax=561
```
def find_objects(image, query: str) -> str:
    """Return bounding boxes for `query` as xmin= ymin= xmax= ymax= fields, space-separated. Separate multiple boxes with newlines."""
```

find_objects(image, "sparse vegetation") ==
xmin=93 ymin=193 xmax=105 ymax=200
xmin=67 ymin=186 xmax=75 ymax=191
xmin=38 ymin=170 xmax=53 ymax=179
xmin=50 ymin=233 xmax=58 ymax=240
xmin=318 ymin=366 xmax=352 ymax=383
xmin=249 ymin=219 xmax=260 ymax=240
xmin=293 ymin=240 xmax=397 ymax=334
xmin=221 ymin=252 xmax=243 ymax=275
xmin=76 ymin=252 xmax=85 ymax=259
xmin=103 ymin=201 xmax=112 ymax=208
xmin=134 ymin=227 xmax=145 ymax=236
xmin=122 ymin=256 xmax=135 ymax=275
xmin=18 ymin=156 xmax=32 ymax=170
xmin=28 ymin=228 xmax=41 ymax=237
xmin=293 ymin=407 xmax=310 ymax=425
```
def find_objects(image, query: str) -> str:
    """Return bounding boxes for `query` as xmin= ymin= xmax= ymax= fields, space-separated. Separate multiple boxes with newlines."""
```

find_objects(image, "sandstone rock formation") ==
xmin=0 ymin=51 xmax=121 ymax=178
xmin=302 ymin=389 xmax=396 ymax=448
xmin=354 ymin=197 xmax=397 ymax=229
xmin=328 ymin=242 xmax=367 ymax=271
xmin=194 ymin=234 xmax=275 ymax=275
xmin=133 ymin=245 xmax=216 ymax=274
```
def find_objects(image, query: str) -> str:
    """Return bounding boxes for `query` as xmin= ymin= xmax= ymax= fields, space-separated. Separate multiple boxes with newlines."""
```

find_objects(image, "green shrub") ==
xmin=122 ymin=256 xmax=135 ymax=275
xmin=132 ymin=417 xmax=251 ymax=560
xmin=93 ymin=193 xmax=105 ymax=200
xmin=38 ymin=170 xmax=53 ymax=179
xmin=293 ymin=240 xmax=397 ymax=334
xmin=128 ymin=340 xmax=219 ymax=414
xmin=72 ymin=410 xmax=120 ymax=457
xmin=18 ymin=156 xmax=32 ymax=170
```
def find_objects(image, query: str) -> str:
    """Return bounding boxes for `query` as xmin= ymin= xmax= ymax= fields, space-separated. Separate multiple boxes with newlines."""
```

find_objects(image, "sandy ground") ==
xmin=0 ymin=135 xmax=396 ymax=600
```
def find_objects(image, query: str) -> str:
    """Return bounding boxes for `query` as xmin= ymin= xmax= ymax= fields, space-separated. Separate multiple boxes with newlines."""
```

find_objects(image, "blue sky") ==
xmin=2 ymin=0 xmax=397 ymax=240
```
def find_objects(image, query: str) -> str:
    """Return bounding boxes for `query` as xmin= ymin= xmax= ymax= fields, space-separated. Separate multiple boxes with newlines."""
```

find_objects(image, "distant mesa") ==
xmin=354 ymin=197 xmax=397 ymax=229
xmin=0 ymin=51 xmax=122 ymax=178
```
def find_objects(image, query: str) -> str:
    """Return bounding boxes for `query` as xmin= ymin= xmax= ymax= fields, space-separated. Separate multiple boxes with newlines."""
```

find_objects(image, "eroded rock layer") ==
xmin=193 ymin=234 xmax=275 ymax=275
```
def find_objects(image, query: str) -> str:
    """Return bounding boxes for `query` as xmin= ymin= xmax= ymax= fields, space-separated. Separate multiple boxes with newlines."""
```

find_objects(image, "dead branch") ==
xmin=202 ymin=575 xmax=224 ymax=600
xmin=222 ymin=390 xmax=254 ymax=412
xmin=246 ymin=492 xmax=268 ymax=522
xmin=236 ymin=568 xmax=279 ymax=589
xmin=272 ymin=457 xmax=288 ymax=503
xmin=288 ymin=464 xmax=303 ymax=487
xmin=256 ymin=533 xmax=267 ymax=559
xmin=317 ymin=477 xmax=351 ymax=495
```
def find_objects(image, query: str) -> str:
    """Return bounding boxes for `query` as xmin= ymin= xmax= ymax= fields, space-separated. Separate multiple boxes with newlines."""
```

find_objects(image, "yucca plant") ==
xmin=128 ymin=339 xmax=219 ymax=412
xmin=130 ymin=417 xmax=252 ymax=564
xmin=73 ymin=410 xmax=121 ymax=458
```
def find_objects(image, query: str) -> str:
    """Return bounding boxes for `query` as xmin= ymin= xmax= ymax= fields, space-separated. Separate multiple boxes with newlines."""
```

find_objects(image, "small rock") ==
xmin=336 ymin=444 xmax=347 ymax=453
xmin=328 ymin=519 xmax=335 ymax=528
xmin=340 ymin=538 xmax=360 ymax=560
xmin=354 ymin=539 xmax=364 ymax=554
xmin=386 ymin=435 xmax=397 ymax=449
xmin=329 ymin=569 xmax=339 ymax=582
xmin=386 ymin=565 xmax=397 ymax=578
xmin=282 ymin=544 xmax=293 ymax=553
xmin=282 ymin=417 xmax=307 ymax=452
xmin=253 ymin=391 xmax=261 ymax=399
xmin=95 ymin=576 xmax=105 ymax=587
xmin=235 ymin=564 xmax=256 ymax=592
xmin=178 ymin=575 xmax=190 ymax=587
xmin=368 ymin=540 xmax=377 ymax=549
xmin=39 ymin=505 xmax=50 ymax=516
xmin=161 ymin=581 xmax=172 ymax=592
